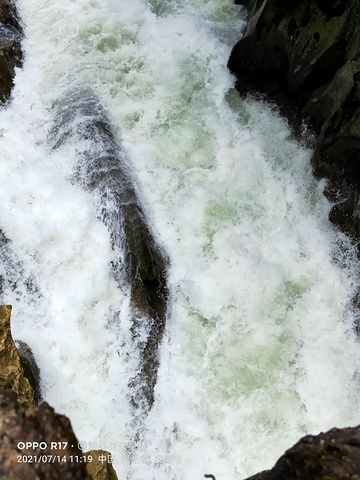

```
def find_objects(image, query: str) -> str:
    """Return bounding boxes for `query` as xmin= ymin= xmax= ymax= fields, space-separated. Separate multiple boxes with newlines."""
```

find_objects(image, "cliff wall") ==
xmin=229 ymin=0 xmax=360 ymax=241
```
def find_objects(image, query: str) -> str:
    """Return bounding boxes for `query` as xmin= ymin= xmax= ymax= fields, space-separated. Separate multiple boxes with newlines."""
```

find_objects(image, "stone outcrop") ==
xmin=244 ymin=424 xmax=360 ymax=480
xmin=0 ymin=304 xmax=35 ymax=406
xmin=51 ymin=90 xmax=169 ymax=412
xmin=84 ymin=450 xmax=118 ymax=480
xmin=0 ymin=388 xmax=92 ymax=480
xmin=228 ymin=0 xmax=360 ymax=241
xmin=0 ymin=0 xmax=23 ymax=102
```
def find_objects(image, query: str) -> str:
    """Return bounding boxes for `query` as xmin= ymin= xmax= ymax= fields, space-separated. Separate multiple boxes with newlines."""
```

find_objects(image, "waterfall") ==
xmin=0 ymin=0 xmax=359 ymax=478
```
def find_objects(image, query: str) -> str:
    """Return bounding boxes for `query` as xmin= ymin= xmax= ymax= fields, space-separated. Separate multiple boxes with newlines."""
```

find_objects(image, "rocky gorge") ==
xmin=0 ymin=0 xmax=360 ymax=478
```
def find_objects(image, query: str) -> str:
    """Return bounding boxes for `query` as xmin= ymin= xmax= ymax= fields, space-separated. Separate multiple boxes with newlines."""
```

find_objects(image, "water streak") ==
xmin=0 ymin=0 xmax=358 ymax=478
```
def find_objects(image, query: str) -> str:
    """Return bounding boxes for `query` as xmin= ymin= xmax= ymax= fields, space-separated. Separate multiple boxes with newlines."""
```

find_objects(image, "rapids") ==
xmin=0 ymin=0 xmax=359 ymax=478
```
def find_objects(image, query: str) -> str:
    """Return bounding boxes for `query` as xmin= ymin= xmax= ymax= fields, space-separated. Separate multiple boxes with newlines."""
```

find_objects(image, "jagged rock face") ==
xmin=303 ymin=60 xmax=360 ymax=217
xmin=51 ymin=91 xmax=168 ymax=411
xmin=15 ymin=340 xmax=42 ymax=404
xmin=0 ymin=389 xmax=92 ymax=480
xmin=0 ymin=0 xmax=23 ymax=102
xmin=84 ymin=450 xmax=118 ymax=480
xmin=244 ymin=424 xmax=360 ymax=480
xmin=0 ymin=0 xmax=22 ymax=29
xmin=0 ymin=305 xmax=35 ymax=406
xmin=228 ymin=0 xmax=360 ymax=241
xmin=228 ymin=0 xmax=358 ymax=99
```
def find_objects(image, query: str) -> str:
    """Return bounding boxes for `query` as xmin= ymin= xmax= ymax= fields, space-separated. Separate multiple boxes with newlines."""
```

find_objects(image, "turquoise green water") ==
xmin=0 ymin=0 xmax=358 ymax=478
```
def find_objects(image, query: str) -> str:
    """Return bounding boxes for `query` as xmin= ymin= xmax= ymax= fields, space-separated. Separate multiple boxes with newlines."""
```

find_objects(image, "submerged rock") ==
xmin=51 ymin=91 xmax=169 ymax=412
xmin=244 ymin=424 xmax=360 ymax=480
xmin=0 ymin=304 xmax=34 ymax=406
xmin=0 ymin=0 xmax=23 ymax=103
xmin=0 ymin=388 xmax=92 ymax=480
xmin=228 ymin=0 xmax=360 ymax=242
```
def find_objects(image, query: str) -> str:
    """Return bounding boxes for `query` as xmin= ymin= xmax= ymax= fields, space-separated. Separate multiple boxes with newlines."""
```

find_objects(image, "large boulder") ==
xmin=228 ymin=0 xmax=360 ymax=244
xmin=244 ymin=424 xmax=360 ymax=480
xmin=0 ymin=304 xmax=35 ymax=406
xmin=0 ymin=388 xmax=92 ymax=480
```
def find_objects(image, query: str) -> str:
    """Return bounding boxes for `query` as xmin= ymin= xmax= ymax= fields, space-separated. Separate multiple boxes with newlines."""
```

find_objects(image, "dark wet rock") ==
xmin=228 ymin=0 xmax=360 ymax=242
xmin=84 ymin=450 xmax=119 ymax=480
xmin=15 ymin=340 xmax=41 ymax=405
xmin=0 ymin=0 xmax=23 ymax=103
xmin=51 ymin=91 xmax=168 ymax=412
xmin=0 ymin=304 xmax=34 ymax=406
xmin=0 ymin=0 xmax=22 ymax=31
xmin=244 ymin=424 xmax=360 ymax=480
xmin=0 ymin=388 xmax=92 ymax=480
xmin=228 ymin=0 xmax=357 ymax=101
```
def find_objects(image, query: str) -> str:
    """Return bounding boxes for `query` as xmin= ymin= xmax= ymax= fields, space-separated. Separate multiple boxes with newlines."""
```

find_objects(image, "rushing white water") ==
xmin=1 ymin=0 xmax=360 ymax=478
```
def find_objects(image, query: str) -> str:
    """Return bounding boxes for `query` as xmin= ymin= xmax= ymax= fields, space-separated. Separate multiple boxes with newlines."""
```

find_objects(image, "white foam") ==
xmin=1 ymin=0 xmax=359 ymax=478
